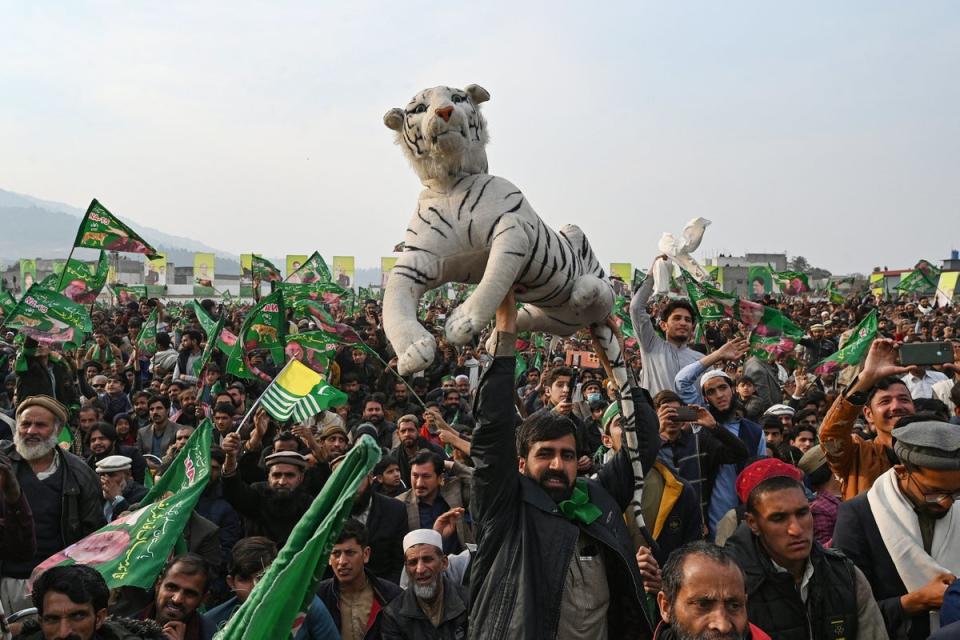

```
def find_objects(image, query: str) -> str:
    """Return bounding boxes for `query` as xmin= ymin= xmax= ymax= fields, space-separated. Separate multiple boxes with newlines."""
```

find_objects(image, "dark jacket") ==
xmin=724 ymin=523 xmax=859 ymax=640
xmin=833 ymin=491 xmax=928 ymax=640
xmin=364 ymin=492 xmax=409 ymax=584
xmin=381 ymin=574 xmax=469 ymax=640
xmin=16 ymin=615 xmax=167 ymax=639
xmin=220 ymin=473 xmax=312 ymax=547
xmin=391 ymin=437 xmax=446 ymax=488
xmin=195 ymin=481 xmax=244 ymax=569
xmin=0 ymin=492 xmax=36 ymax=563
xmin=396 ymin=461 xmax=474 ymax=549
xmin=657 ymin=423 xmax=750 ymax=521
xmin=87 ymin=444 xmax=148 ymax=485
xmin=14 ymin=356 xmax=79 ymax=409
xmin=1 ymin=442 xmax=105 ymax=578
xmin=317 ymin=570 xmax=403 ymax=640
xmin=135 ymin=421 xmax=177 ymax=458
xmin=468 ymin=356 xmax=657 ymax=640
xmin=653 ymin=620 xmax=772 ymax=639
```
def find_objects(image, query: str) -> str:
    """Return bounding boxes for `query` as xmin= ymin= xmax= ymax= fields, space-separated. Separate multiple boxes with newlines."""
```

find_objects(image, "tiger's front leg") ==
xmin=383 ymin=254 xmax=436 ymax=375
xmin=445 ymin=214 xmax=529 ymax=345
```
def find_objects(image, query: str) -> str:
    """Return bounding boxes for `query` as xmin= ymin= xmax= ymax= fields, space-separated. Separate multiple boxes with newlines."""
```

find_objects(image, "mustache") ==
xmin=538 ymin=470 xmax=571 ymax=487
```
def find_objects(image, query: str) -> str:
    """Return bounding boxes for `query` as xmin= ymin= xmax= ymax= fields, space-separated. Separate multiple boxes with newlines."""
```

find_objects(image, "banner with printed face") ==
xmin=869 ymin=272 xmax=885 ymax=298
xmin=144 ymin=253 xmax=167 ymax=286
xmin=19 ymin=259 xmax=37 ymax=293
xmin=935 ymin=271 xmax=959 ymax=307
xmin=380 ymin=257 xmax=398 ymax=288
xmin=193 ymin=253 xmax=216 ymax=296
xmin=748 ymin=266 xmax=775 ymax=298
xmin=240 ymin=254 xmax=254 ymax=297
xmin=285 ymin=255 xmax=309 ymax=283
xmin=332 ymin=256 xmax=355 ymax=291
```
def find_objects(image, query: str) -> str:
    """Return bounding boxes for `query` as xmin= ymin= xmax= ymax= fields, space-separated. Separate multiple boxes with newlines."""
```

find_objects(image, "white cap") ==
xmin=699 ymin=368 xmax=731 ymax=390
xmin=403 ymin=529 xmax=443 ymax=553
xmin=764 ymin=404 xmax=796 ymax=417
xmin=96 ymin=455 xmax=132 ymax=474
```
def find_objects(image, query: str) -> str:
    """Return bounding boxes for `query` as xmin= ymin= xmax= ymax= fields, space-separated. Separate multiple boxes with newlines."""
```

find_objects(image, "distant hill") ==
xmin=0 ymin=188 xmax=242 ymax=274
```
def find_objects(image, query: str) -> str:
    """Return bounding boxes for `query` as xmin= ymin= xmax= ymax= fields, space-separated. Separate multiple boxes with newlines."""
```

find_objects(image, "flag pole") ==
xmin=340 ymin=324 xmax=427 ymax=410
xmin=56 ymin=246 xmax=77 ymax=292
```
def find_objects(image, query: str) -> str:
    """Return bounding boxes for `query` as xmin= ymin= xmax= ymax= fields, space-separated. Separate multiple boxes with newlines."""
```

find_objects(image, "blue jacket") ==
xmin=202 ymin=594 xmax=340 ymax=639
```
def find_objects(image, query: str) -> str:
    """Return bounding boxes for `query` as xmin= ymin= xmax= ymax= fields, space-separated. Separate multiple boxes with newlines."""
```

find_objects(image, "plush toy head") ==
xmin=384 ymin=84 xmax=490 ymax=183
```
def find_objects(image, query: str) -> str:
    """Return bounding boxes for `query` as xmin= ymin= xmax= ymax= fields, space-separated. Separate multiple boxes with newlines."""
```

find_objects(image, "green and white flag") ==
xmin=285 ymin=251 xmax=332 ymax=284
xmin=73 ymin=199 xmax=161 ymax=259
xmin=259 ymin=359 xmax=347 ymax=422
xmin=252 ymin=255 xmax=283 ymax=283
xmin=814 ymin=310 xmax=878 ymax=375
xmin=771 ymin=267 xmax=810 ymax=295
xmin=215 ymin=435 xmax=381 ymax=640
xmin=2 ymin=286 xmax=92 ymax=348
xmin=30 ymin=420 xmax=212 ymax=590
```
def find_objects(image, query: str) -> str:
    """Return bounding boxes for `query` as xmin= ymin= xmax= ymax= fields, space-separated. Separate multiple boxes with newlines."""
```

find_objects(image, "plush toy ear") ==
xmin=465 ymin=84 xmax=490 ymax=104
xmin=383 ymin=108 xmax=404 ymax=131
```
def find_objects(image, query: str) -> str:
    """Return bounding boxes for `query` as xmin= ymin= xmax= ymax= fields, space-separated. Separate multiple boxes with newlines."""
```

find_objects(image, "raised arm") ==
xmin=629 ymin=264 xmax=661 ymax=352
xmin=470 ymin=291 xmax=521 ymax=527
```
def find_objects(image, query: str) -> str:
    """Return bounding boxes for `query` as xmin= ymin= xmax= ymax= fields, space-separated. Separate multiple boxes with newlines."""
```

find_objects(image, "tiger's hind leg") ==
xmin=445 ymin=215 xmax=529 ymax=345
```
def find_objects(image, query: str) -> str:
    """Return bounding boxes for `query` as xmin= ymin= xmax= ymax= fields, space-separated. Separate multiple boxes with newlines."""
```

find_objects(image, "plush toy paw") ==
xmin=444 ymin=305 xmax=483 ymax=345
xmin=570 ymin=275 xmax=606 ymax=310
xmin=397 ymin=336 xmax=437 ymax=375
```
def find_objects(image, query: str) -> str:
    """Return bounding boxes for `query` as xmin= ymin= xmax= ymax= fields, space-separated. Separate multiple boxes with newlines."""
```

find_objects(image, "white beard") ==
xmin=14 ymin=431 xmax=58 ymax=461
xmin=412 ymin=580 xmax=440 ymax=600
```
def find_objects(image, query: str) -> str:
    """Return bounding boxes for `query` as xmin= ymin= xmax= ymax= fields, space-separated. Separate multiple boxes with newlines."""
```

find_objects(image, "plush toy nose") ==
xmin=435 ymin=106 xmax=454 ymax=122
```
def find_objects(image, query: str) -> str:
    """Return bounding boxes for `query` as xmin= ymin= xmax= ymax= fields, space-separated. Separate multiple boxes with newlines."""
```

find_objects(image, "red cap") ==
xmin=735 ymin=458 xmax=803 ymax=505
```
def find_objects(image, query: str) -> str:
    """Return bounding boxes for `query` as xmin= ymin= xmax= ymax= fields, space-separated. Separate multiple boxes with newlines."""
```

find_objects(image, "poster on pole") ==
xmin=332 ymin=256 xmax=355 ymax=291
xmin=193 ymin=253 xmax=216 ymax=296
xmin=285 ymin=254 xmax=309 ymax=283
xmin=380 ymin=257 xmax=398 ymax=288
xmin=240 ymin=254 xmax=254 ymax=297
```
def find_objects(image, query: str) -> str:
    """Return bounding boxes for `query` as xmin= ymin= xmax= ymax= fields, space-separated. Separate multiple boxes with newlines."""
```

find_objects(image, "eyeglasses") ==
xmin=908 ymin=474 xmax=960 ymax=505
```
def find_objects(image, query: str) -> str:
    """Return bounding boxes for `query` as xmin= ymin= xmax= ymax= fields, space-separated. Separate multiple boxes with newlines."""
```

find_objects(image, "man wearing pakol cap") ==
xmin=676 ymin=338 xmax=766 ymax=538
xmin=220 ymin=433 xmax=313 ymax=546
xmin=1 ymin=396 xmax=105 ymax=614
xmin=380 ymin=529 xmax=469 ymax=640
xmin=468 ymin=292 xmax=661 ymax=639
xmin=833 ymin=418 xmax=960 ymax=639
xmin=819 ymin=338 xmax=915 ymax=499
xmin=724 ymin=458 xmax=888 ymax=640
xmin=95 ymin=454 xmax=147 ymax=522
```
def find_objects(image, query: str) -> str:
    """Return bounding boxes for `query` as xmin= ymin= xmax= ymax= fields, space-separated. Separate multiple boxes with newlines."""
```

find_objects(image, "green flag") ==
xmin=771 ymin=267 xmax=810 ymax=295
xmin=193 ymin=316 xmax=225 ymax=378
xmin=515 ymin=352 xmax=528 ymax=382
xmin=30 ymin=420 xmax=212 ymax=591
xmin=140 ymin=419 xmax=214 ymax=505
xmin=112 ymin=285 xmax=147 ymax=306
xmin=284 ymin=331 xmax=339 ymax=374
xmin=57 ymin=252 xmax=110 ymax=304
xmin=226 ymin=291 xmax=286 ymax=379
xmin=252 ymin=255 xmax=283 ymax=283
xmin=285 ymin=251 xmax=332 ymax=284
xmin=73 ymin=199 xmax=160 ymax=259
xmin=814 ymin=310 xmax=878 ymax=375
xmin=631 ymin=268 xmax=645 ymax=291
xmin=0 ymin=291 xmax=16 ymax=318
xmin=826 ymin=281 xmax=845 ymax=304
xmin=135 ymin=308 xmax=159 ymax=356
xmin=614 ymin=296 xmax=635 ymax=339
xmin=216 ymin=435 xmax=380 ymax=640
xmin=2 ymin=286 xmax=92 ymax=348
xmin=895 ymin=260 xmax=941 ymax=293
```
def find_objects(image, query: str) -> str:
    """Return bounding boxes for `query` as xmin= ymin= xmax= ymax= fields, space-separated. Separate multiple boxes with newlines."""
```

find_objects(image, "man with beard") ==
xmin=655 ymin=541 xmax=771 ymax=640
xmin=226 ymin=382 xmax=247 ymax=415
xmin=385 ymin=381 xmax=421 ymax=424
xmin=0 ymin=396 xmax=104 ymax=613
xmin=820 ymin=339 xmax=915 ymax=499
xmin=131 ymin=390 xmax=153 ymax=429
xmin=136 ymin=395 xmax=178 ymax=460
xmin=381 ymin=529 xmax=469 ymax=639
xmin=86 ymin=422 xmax=147 ymax=484
xmin=469 ymin=291 xmax=661 ymax=639
xmin=331 ymin=454 xmax=408 ymax=584
xmin=676 ymin=340 xmax=766 ymax=538
xmin=14 ymin=339 xmax=79 ymax=409
xmin=172 ymin=386 xmax=202 ymax=427
xmin=171 ymin=329 xmax=202 ymax=384
xmin=723 ymin=459 xmax=887 ymax=639
xmin=391 ymin=414 xmax=445 ymax=486
xmin=318 ymin=520 xmax=403 ymax=640
xmin=439 ymin=388 xmax=474 ymax=432
xmin=220 ymin=438 xmax=313 ymax=547
xmin=140 ymin=553 xmax=214 ymax=640
xmin=351 ymin=397 xmax=396 ymax=450
xmin=833 ymin=420 xmax=960 ymax=640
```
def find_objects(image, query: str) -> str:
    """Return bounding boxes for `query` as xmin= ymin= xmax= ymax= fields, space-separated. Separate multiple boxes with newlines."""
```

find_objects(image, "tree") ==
xmin=789 ymin=256 xmax=810 ymax=273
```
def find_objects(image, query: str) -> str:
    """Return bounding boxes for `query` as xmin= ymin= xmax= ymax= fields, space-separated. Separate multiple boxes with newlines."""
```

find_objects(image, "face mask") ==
xmin=586 ymin=392 xmax=601 ymax=403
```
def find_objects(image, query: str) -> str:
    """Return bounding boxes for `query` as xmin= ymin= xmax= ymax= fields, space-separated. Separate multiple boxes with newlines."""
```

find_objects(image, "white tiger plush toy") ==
xmin=382 ymin=84 xmax=617 ymax=375
xmin=382 ymin=84 xmax=650 ymax=551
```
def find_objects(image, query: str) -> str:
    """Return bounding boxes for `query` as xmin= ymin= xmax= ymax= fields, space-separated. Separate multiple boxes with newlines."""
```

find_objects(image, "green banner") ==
xmin=73 ymin=199 xmax=160 ymax=258
xmin=226 ymin=291 xmax=287 ymax=380
xmin=2 ymin=285 xmax=92 ymax=347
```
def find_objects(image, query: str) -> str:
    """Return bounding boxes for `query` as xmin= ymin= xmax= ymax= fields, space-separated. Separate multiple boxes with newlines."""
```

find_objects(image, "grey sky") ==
xmin=2 ymin=1 xmax=958 ymax=274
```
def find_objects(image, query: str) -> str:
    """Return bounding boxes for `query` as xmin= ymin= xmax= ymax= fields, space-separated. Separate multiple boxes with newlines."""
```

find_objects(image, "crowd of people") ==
xmin=0 ymin=269 xmax=959 ymax=640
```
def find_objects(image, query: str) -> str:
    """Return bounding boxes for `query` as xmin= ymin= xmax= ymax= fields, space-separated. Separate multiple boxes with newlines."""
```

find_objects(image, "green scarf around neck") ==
xmin=558 ymin=478 xmax=602 ymax=526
